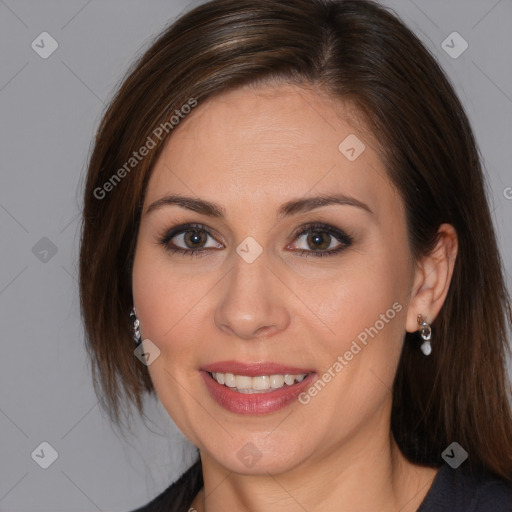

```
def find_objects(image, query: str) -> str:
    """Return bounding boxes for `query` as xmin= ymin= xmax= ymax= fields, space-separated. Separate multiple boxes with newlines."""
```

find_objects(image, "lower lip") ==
xmin=200 ymin=371 xmax=316 ymax=415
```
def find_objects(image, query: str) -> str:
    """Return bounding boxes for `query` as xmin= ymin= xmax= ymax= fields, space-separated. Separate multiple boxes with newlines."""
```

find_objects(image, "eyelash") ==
xmin=156 ymin=222 xmax=353 ymax=258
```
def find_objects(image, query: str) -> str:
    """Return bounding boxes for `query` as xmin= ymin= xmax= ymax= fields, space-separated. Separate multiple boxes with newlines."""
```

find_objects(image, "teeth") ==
xmin=252 ymin=375 xmax=270 ymax=390
xmin=284 ymin=374 xmax=295 ymax=386
xmin=224 ymin=373 xmax=236 ymax=387
xmin=211 ymin=372 xmax=308 ymax=392
xmin=270 ymin=374 xmax=285 ymax=389
xmin=235 ymin=375 xmax=253 ymax=390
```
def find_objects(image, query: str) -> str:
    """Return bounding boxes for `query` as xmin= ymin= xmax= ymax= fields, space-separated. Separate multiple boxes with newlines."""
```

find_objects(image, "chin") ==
xmin=199 ymin=432 xmax=312 ymax=476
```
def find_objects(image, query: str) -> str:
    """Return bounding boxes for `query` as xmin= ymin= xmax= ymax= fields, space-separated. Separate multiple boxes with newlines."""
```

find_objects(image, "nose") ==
xmin=214 ymin=251 xmax=291 ymax=340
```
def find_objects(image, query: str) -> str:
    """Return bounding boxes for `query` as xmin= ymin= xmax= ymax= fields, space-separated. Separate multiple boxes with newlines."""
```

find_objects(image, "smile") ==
xmin=200 ymin=361 xmax=316 ymax=414
xmin=209 ymin=372 xmax=309 ymax=393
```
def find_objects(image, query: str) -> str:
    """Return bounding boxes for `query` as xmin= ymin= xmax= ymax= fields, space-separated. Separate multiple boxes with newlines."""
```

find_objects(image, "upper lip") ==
xmin=201 ymin=360 xmax=314 ymax=377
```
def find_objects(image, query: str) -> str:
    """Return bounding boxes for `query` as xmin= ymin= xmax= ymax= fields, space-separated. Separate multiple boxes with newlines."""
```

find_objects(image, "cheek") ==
xmin=319 ymin=252 xmax=407 ymax=337
xmin=132 ymin=243 xmax=183 ymax=356
xmin=132 ymin=237 xmax=191 ymax=335
xmin=132 ymin=244 xmax=168 ymax=340
xmin=131 ymin=241 xmax=217 ymax=376
xmin=300 ymin=259 xmax=408 ymax=432
xmin=310 ymin=248 xmax=409 ymax=399
xmin=132 ymin=244 xmax=207 ymax=441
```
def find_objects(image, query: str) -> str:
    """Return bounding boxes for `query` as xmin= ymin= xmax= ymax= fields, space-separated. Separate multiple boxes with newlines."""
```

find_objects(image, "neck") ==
xmin=191 ymin=406 xmax=437 ymax=512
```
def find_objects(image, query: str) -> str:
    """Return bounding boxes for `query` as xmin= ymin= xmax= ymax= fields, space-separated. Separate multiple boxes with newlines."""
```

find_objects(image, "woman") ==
xmin=79 ymin=0 xmax=512 ymax=510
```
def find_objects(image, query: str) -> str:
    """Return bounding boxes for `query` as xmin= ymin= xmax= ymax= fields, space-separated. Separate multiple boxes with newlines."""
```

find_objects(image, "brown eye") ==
xmin=158 ymin=223 xmax=223 ymax=256
xmin=183 ymin=229 xmax=209 ymax=249
xmin=289 ymin=223 xmax=353 ymax=257
xmin=305 ymin=231 xmax=332 ymax=251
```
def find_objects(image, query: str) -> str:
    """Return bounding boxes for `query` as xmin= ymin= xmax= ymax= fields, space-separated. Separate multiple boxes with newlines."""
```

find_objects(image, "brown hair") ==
xmin=79 ymin=0 xmax=512 ymax=494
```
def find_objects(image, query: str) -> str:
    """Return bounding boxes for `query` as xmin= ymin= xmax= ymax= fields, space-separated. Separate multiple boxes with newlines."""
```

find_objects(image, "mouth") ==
xmin=200 ymin=361 xmax=316 ymax=414
xmin=207 ymin=371 xmax=309 ymax=393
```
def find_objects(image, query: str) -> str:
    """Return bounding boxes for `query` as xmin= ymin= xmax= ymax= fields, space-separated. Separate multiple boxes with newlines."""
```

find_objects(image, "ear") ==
xmin=405 ymin=223 xmax=458 ymax=333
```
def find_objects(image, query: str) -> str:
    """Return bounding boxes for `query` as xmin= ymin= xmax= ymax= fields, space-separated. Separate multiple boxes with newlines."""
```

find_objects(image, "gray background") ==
xmin=1 ymin=0 xmax=511 ymax=510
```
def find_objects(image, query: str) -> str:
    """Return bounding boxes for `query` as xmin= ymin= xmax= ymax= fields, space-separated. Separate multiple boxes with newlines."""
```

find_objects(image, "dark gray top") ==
xmin=417 ymin=463 xmax=512 ymax=511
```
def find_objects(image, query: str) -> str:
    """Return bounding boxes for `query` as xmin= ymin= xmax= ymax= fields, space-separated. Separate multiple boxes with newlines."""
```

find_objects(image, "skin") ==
xmin=131 ymin=82 xmax=458 ymax=512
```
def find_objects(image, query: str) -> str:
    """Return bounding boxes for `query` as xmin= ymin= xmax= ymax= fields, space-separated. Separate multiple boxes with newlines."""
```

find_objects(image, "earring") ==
xmin=130 ymin=306 xmax=142 ymax=346
xmin=417 ymin=314 xmax=432 ymax=356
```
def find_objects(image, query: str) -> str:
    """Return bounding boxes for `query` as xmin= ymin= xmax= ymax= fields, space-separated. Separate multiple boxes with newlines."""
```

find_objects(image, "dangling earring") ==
xmin=417 ymin=314 xmax=432 ymax=356
xmin=130 ymin=306 xmax=142 ymax=346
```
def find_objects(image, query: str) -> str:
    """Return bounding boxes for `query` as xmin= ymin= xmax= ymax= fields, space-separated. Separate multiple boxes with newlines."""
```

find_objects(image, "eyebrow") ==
xmin=144 ymin=192 xmax=373 ymax=219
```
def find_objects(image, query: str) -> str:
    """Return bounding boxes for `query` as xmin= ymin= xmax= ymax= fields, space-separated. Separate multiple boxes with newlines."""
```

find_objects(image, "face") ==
xmin=132 ymin=83 xmax=416 ymax=475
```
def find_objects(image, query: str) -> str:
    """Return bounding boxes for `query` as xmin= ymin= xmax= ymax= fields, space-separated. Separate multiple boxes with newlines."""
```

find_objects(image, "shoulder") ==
xmin=128 ymin=459 xmax=203 ymax=512
xmin=418 ymin=463 xmax=512 ymax=512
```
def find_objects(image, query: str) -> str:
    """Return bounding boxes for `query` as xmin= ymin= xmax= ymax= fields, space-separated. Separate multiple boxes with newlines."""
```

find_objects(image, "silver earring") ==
xmin=130 ymin=306 xmax=142 ymax=346
xmin=417 ymin=314 xmax=432 ymax=356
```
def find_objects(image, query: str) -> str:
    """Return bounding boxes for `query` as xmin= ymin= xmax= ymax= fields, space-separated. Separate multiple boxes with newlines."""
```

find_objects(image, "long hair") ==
xmin=79 ymin=0 xmax=512 ymax=508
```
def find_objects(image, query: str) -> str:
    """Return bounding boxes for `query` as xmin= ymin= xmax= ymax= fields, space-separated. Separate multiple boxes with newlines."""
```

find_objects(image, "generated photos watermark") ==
xmin=93 ymin=97 xmax=198 ymax=200
xmin=298 ymin=301 xmax=403 ymax=405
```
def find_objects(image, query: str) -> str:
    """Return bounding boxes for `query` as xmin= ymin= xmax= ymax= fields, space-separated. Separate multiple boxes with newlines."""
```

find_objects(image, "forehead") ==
xmin=144 ymin=83 xmax=396 ymax=219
